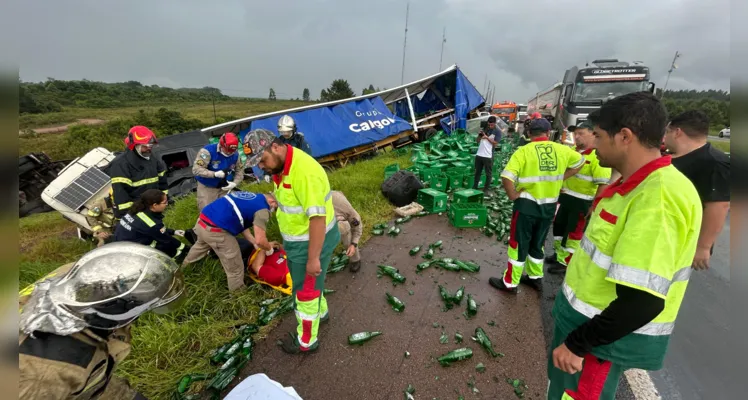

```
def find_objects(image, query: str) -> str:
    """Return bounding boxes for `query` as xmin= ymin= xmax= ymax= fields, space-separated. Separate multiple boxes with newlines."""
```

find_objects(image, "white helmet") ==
xmin=277 ymin=115 xmax=296 ymax=138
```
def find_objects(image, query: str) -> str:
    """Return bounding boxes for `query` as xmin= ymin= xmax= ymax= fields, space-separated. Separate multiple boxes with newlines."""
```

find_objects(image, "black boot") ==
xmin=547 ymin=263 xmax=568 ymax=275
xmin=349 ymin=260 xmax=361 ymax=273
xmin=520 ymin=275 xmax=543 ymax=291
xmin=489 ymin=277 xmax=517 ymax=294
xmin=184 ymin=229 xmax=197 ymax=245
xmin=544 ymin=253 xmax=558 ymax=264
xmin=279 ymin=332 xmax=319 ymax=354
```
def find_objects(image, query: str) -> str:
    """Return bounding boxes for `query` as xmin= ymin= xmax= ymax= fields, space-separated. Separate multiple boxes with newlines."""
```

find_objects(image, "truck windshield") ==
xmin=573 ymin=81 xmax=648 ymax=102
xmin=491 ymin=107 xmax=515 ymax=115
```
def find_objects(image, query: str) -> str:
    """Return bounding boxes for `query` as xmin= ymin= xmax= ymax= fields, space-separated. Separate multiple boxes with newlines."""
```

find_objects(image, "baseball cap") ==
xmin=242 ymin=128 xmax=277 ymax=167
xmin=577 ymin=120 xmax=595 ymax=130
xmin=529 ymin=118 xmax=552 ymax=132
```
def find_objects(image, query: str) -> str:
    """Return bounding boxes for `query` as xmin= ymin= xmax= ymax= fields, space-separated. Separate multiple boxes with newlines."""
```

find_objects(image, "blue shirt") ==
xmin=201 ymin=191 xmax=270 ymax=235
xmin=195 ymin=143 xmax=240 ymax=188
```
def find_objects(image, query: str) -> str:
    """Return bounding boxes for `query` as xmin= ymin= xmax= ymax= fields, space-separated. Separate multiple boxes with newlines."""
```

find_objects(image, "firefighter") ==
xmin=19 ymin=242 xmax=184 ymax=400
xmin=181 ymin=190 xmax=279 ymax=292
xmin=332 ymin=190 xmax=363 ymax=272
xmin=113 ymin=189 xmax=188 ymax=261
xmin=548 ymin=92 xmax=702 ymax=400
xmin=244 ymin=129 xmax=340 ymax=354
xmin=193 ymin=132 xmax=245 ymax=211
xmin=108 ymin=126 xmax=168 ymax=218
xmin=490 ymin=118 xmax=584 ymax=293
xmin=277 ymin=114 xmax=312 ymax=155
xmin=85 ymin=197 xmax=115 ymax=247
xmin=546 ymin=118 xmax=611 ymax=274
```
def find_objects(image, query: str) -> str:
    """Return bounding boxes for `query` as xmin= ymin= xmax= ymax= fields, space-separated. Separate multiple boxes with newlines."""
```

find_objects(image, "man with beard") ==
xmin=243 ymin=129 xmax=339 ymax=354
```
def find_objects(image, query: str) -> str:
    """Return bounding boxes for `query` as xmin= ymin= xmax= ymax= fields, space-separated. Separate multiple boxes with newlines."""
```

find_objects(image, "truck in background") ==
xmin=528 ymin=59 xmax=655 ymax=142
xmin=490 ymin=101 xmax=518 ymax=125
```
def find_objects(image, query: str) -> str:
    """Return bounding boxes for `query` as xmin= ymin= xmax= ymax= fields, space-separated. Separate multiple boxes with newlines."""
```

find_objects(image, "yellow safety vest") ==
xmin=273 ymin=146 xmax=336 ymax=242
xmin=555 ymin=156 xmax=702 ymax=369
xmin=562 ymin=149 xmax=611 ymax=201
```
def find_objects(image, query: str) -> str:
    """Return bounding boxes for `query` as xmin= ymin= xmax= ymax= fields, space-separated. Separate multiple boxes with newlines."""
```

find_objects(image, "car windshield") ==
xmin=491 ymin=107 xmax=514 ymax=114
xmin=572 ymin=81 xmax=648 ymax=102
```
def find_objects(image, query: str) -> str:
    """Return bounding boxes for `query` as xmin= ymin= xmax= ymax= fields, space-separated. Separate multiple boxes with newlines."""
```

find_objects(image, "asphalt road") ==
xmin=710 ymin=136 xmax=730 ymax=142
xmin=649 ymin=213 xmax=733 ymax=399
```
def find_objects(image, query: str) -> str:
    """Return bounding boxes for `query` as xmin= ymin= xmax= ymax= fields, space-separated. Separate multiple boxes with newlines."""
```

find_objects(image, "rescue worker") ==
xmin=277 ymin=114 xmax=312 ymax=155
xmin=548 ymin=92 xmax=702 ymax=399
xmin=193 ymin=132 xmax=245 ymax=211
xmin=248 ymin=246 xmax=292 ymax=288
xmin=244 ymin=129 xmax=340 ymax=354
xmin=490 ymin=118 xmax=584 ymax=293
xmin=545 ymin=118 xmax=611 ymax=274
xmin=332 ymin=190 xmax=363 ymax=272
xmin=85 ymin=197 xmax=115 ymax=247
xmin=113 ymin=189 xmax=188 ymax=261
xmin=181 ymin=190 xmax=279 ymax=292
xmin=108 ymin=126 xmax=168 ymax=218
xmin=19 ymin=242 xmax=184 ymax=400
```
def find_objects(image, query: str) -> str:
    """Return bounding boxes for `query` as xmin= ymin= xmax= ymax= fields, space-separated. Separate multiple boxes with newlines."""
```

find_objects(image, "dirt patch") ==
xmin=233 ymin=214 xmax=549 ymax=400
xmin=20 ymin=119 xmax=106 ymax=135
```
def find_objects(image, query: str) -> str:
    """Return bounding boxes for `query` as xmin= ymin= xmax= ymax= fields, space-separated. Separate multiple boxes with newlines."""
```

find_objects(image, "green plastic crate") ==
xmin=420 ymin=167 xmax=439 ymax=182
xmin=448 ymin=203 xmax=488 ymax=228
xmin=463 ymin=174 xmax=485 ymax=189
xmin=447 ymin=172 xmax=464 ymax=191
xmin=417 ymin=188 xmax=448 ymax=213
xmin=453 ymin=189 xmax=484 ymax=204
xmin=430 ymin=175 xmax=449 ymax=191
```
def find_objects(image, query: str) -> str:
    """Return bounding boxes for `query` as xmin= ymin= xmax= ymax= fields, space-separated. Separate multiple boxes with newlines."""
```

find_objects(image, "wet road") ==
xmin=649 ymin=214 xmax=732 ymax=399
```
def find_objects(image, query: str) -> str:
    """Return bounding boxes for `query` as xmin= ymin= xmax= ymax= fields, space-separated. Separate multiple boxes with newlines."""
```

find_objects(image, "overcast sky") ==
xmin=9 ymin=0 xmax=730 ymax=102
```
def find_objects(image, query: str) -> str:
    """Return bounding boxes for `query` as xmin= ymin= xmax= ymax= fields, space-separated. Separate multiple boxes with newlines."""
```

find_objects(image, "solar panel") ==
xmin=53 ymin=167 xmax=110 ymax=211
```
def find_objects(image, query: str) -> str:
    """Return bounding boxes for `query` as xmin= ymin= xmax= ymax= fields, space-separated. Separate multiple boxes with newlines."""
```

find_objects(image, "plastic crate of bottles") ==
xmin=463 ymin=174 xmax=485 ymax=189
xmin=417 ymin=188 xmax=448 ymax=213
xmin=453 ymin=189 xmax=484 ymax=205
xmin=446 ymin=172 xmax=464 ymax=191
xmin=448 ymin=203 xmax=488 ymax=228
xmin=430 ymin=174 xmax=449 ymax=191
xmin=419 ymin=167 xmax=439 ymax=182
xmin=384 ymin=163 xmax=400 ymax=180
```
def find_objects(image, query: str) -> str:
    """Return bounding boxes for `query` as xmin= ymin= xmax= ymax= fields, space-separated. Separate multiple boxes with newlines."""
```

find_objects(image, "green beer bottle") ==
xmin=374 ymin=222 xmax=388 ymax=230
xmin=467 ymin=294 xmax=478 ymax=317
xmin=437 ymin=347 xmax=473 ymax=366
xmin=323 ymin=288 xmax=336 ymax=295
xmin=409 ymin=246 xmax=422 ymax=256
xmin=438 ymin=285 xmax=454 ymax=309
xmin=416 ymin=261 xmax=433 ymax=272
xmin=423 ymin=247 xmax=435 ymax=259
xmin=240 ymin=336 xmax=254 ymax=359
xmin=372 ymin=229 xmax=384 ymax=236
xmin=177 ymin=373 xmax=210 ymax=394
xmin=237 ymin=324 xmax=259 ymax=336
xmin=452 ymin=286 xmax=465 ymax=305
xmin=378 ymin=264 xmax=399 ymax=274
xmin=395 ymin=217 xmax=406 ymax=224
xmin=430 ymin=240 xmax=443 ymax=249
xmin=441 ymin=262 xmax=460 ymax=272
xmin=386 ymin=292 xmax=405 ymax=312
xmin=441 ymin=257 xmax=454 ymax=263
xmin=416 ymin=210 xmax=430 ymax=217
xmin=209 ymin=343 xmax=230 ymax=365
xmin=348 ymin=331 xmax=382 ymax=345
xmin=473 ymin=327 xmax=502 ymax=358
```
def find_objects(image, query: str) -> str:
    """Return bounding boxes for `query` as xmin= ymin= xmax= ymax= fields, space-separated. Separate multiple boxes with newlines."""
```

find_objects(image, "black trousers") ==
xmin=473 ymin=155 xmax=492 ymax=190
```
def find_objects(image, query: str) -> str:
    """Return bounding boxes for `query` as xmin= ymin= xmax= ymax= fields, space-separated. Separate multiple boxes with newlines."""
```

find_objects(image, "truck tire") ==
xmin=18 ymin=160 xmax=36 ymax=175
xmin=19 ymin=198 xmax=53 ymax=218
xmin=419 ymin=128 xmax=437 ymax=142
xmin=719 ymin=132 xmax=723 ymax=138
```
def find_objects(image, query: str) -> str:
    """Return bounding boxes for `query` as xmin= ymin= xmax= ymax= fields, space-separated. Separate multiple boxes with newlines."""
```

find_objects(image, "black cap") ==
xmin=529 ymin=118 xmax=552 ymax=132
xmin=577 ymin=120 xmax=595 ymax=130
xmin=487 ymin=116 xmax=497 ymax=123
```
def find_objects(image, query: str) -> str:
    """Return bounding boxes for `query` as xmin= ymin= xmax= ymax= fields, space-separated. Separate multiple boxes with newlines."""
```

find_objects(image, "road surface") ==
xmin=710 ymin=136 xmax=730 ymax=142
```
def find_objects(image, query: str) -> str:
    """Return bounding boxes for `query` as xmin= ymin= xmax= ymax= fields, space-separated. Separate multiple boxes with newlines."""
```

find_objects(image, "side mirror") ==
xmin=648 ymin=82 xmax=656 ymax=93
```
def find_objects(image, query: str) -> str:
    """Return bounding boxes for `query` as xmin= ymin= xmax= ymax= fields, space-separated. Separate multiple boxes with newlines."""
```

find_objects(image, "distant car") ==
xmin=718 ymin=127 xmax=730 ymax=138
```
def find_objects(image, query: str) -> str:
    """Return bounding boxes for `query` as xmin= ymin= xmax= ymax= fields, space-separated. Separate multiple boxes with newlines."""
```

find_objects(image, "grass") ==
xmin=709 ymin=138 xmax=730 ymax=153
xmin=18 ymin=149 xmax=412 ymax=399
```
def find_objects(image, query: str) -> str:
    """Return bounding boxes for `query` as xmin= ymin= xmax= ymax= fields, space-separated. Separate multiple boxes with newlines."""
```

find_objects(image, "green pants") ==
xmin=547 ymin=324 xmax=623 ymax=400
xmin=502 ymin=210 xmax=552 ymax=287
xmin=284 ymin=224 xmax=341 ymax=351
xmin=552 ymin=193 xmax=592 ymax=266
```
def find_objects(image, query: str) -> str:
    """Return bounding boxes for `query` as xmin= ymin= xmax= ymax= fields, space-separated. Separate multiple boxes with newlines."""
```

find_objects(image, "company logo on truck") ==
xmin=349 ymin=109 xmax=398 ymax=132
xmin=591 ymin=69 xmax=637 ymax=74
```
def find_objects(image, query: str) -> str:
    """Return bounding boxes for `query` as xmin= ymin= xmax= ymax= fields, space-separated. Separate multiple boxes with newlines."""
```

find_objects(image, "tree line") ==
xmin=268 ymin=81 xmax=381 ymax=102
xmin=658 ymin=89 xmax=730 ymax=129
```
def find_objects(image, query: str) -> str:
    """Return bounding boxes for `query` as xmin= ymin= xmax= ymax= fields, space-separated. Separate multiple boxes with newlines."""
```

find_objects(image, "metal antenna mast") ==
xmin=400 ymin=2 xmax=409 ymax=85
xmin=661 ymin=50 xmax=681 ymax=99
xmin=439 ymin=27 xmax=446 ymax=71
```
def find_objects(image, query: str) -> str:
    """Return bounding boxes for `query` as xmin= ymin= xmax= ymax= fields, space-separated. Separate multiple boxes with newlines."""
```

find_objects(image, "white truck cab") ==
xmin=41 ymin=147 xmax=116 ymax=236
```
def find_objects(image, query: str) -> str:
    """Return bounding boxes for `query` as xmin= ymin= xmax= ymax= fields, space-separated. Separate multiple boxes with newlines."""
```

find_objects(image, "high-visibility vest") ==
xmin=500 ymin=136 xmax=585 ymax=218
xmin=562 ymin=149 xmax=612 ymax=201
xmin=273 ymin=145 xmax=335 ymax=242
xmin=554 ymin=156 xmax=702 ymax=369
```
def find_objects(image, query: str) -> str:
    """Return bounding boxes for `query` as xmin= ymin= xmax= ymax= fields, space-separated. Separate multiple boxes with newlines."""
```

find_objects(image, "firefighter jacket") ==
xmin=107 ymin=149 xmax=168 ymax=218
xmin=113 ymin=210 xmax=186 ymax=259
xmin=279 ymin=132 xmax=312 ymax=155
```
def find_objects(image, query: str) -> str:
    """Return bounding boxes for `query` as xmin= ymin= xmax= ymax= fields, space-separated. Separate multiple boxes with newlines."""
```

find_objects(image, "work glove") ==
xmin=221 ymin=181 xmax=237 ymax=191
xmin=263 ymin=175 xmax=272 ymax=183
xmin=214 ymin=170 xmax=226 ymax=179
xmin=174 ymin=230 xmax=185 ymax=237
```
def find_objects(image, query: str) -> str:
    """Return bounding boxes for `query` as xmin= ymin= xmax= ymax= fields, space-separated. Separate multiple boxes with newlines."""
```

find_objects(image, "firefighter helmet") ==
xmin=124 ymin=126 xmax=158 ymax=151
xmin=219 ymin=132 xmax=239 ymax=156
xmin=277 ymin=115 xmax=296 ymax=138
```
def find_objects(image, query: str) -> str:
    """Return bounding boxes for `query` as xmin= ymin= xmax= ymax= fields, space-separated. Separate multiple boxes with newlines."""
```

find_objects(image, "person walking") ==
xmin=243 ymin=129 xmax=340 ymax=354
xmin=489 ymin=118 xmax=584 ymax=293
xmin=473 ymin=116 xmax=500 ymax=192
xmin=193 ymin=132 xmax=245 ymax=211
xmin=548 ymin=92 xmax=702 ymax=399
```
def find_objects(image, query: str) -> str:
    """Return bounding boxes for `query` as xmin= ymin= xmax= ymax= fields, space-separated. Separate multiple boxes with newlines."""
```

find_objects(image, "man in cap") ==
xmin=193 ymin=132 xmax=245 ymax=211
xmin=277 ymin=114 xmax=312 ymax=155
xmin=243 ymin=129 xmax=340 ymax=354
xmin=19 ymin=242 xmax=184 ymax=400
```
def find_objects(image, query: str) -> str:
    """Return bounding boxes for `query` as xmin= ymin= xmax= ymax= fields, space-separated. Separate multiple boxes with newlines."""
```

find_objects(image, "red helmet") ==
xmin=124 ymin=126 xmax=157 ymax=150
xmin=531 ymin=112 xmax=542 ymax=120
xmin=219 ymin=132 xmax=239 ymax=155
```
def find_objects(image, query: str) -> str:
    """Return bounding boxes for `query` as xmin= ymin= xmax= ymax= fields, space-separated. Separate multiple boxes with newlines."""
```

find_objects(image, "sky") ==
xmin=8 ymin=0 xmax=731 ymax=102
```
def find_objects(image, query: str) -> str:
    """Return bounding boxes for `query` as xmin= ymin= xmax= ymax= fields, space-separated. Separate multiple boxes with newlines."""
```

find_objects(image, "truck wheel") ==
xmin=719 ymin=132 xmax=723 ymax=138
xmin=419 ymin=128 xmax=437 ymax=142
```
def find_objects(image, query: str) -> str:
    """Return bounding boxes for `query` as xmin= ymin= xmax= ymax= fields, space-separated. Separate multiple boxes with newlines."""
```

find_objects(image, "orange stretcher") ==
xmin=246 ymin=249 xmax=293 ymax=295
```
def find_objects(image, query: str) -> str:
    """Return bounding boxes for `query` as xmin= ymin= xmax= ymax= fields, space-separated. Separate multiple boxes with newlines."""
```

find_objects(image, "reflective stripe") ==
xmin=573 ymin=173 xmax=594 ymax=182
xmin=553 ymin=236 xmax=563 ymax=241
xmin=580 ymin=236 xmax=613 ymax=270
xmin=527 ymin=255 xmax=544 ymax=265
xmin=91 ymin=225 xmax=102 ymax=232
xmin=500 ymin=170 xmax=518 ymax=182
xmin=519 ymin=191 xmax=558 ymax=205
xmin=111 ymin=177 xmax=132 ymax=185
xmin=517 ymin=174 xmax=564 ymax=183
xmin=175 ymin=242 xmax=185 ymax=258
xmin=158 ymin=170 xmax=166 ymax=177
xmin=562 ymin=282 xmax=674 ymax=335
xmin=118 ymin=201 xmax=133 ymax=210
xmin=295 ymin=309 xmax=319 ymax=321
xmin=563 ymin=188 xmax=595 ymax=201
xmin=136 ymin=212 xmax=156 ymax=227
xmin=508 ymin=258 xmax=525 ymax=267
xmin=570 ymin=156 xmax=586 ymax=169
xmin=306 ymin=206 xmax=326 ymax=216
xmin=593 ymin=177 xmax=610 ymax=184
xmin=149 ymin=240 xmax=157 ymax=248
xmin=163 ymin=189 xmax=169 ymax=194
xmin=132 ymin=177 xmax=159 ymax=187
xmin=324 ymin=191 xmax=333 ymax=202
xmin=281 ymin=218 xmax=337 ymax=242
xmin=224 ymin=195 xmax=244 ymax=227
xmin=299 ymin=336 xmax=318 ymax=348
xmin=278 ymin=201 xmax=304 ymax=214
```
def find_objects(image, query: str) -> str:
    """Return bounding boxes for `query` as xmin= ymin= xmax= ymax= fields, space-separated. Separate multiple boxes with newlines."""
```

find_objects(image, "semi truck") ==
xmin=490 ymin=101 xmax=519 ymax=125
xmin=527 ymin=59 xmax=655 ymax=142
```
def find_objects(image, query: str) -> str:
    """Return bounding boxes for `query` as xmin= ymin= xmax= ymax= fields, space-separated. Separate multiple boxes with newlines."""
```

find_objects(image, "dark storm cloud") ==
xmin=8 ymin=0 xmax=729 ymax=103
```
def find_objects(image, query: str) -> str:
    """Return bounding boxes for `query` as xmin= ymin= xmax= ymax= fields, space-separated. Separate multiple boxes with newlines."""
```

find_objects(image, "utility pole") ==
xmin=400 ymin=2 xmax=409 ymax=85
xmin=439 ymin=27 xmax=446 ymax=71
xmin=483 ymin=74 xmax=488 ymax=97
xmin=661 ymin=51 xmax=681 ymax=99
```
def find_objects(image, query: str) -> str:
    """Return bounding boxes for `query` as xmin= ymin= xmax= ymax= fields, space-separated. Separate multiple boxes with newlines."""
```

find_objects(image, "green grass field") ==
xmin=708 ymin=138 xmax=730 ymax=153
xmin=19 ymin=150 xmax=411 ymax=399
